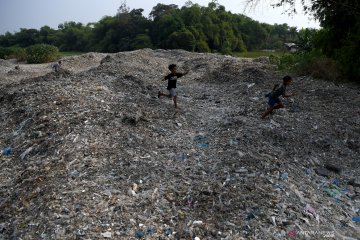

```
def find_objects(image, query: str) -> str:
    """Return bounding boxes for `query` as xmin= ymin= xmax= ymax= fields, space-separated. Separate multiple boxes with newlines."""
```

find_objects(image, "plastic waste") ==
xmin=194 ymin=135 xmax=209 ymax=147
xmin=163 ymin=226 xmax=173 ymax=236
xmin=197 ymin=143 xmax=209 ymax=147
xmin=135 ymin=230 xmax=145 ymax=239
xmin=177 ymin=152 xmax=186 ymax=161
xmin=323 ymin=184 xmax=341 ymax=197
xmin=332 ymin=178 xmax=340 ymax=186
xmin=303 ymin=204 xmax=316 ymax=218
xmin=280 ymin=172 xmax=289 ymax=181
xmin=2 ymin=147 xmax=12 ymax=156
xmin=146 ymin=226 xmax=155 ymax=235
xmin=352 ymin=216 xmax=360 ymax=223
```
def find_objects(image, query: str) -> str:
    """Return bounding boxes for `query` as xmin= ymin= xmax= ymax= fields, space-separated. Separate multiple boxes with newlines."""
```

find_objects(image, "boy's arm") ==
xmin=283 ymin=92 xmax=296 ymax=98
xmin=161 ymin=75 xmax=167 ymax=81
xmin=179 ymin=71 xmax=189 ymax=78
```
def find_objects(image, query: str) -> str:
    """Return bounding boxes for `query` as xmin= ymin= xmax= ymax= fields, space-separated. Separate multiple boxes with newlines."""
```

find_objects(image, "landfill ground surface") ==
xmin=0 ymin=49 xmax=359 ymax=239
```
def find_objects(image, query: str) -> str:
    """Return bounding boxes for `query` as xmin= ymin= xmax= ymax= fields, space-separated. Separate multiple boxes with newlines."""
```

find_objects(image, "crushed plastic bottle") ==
xmin=177 ymin=152 xmax=186 ymax=161
xmin=280 ymin=172 xmax=289 ymax=181
xmin=2 ymin=147 xmax=12 ymax=156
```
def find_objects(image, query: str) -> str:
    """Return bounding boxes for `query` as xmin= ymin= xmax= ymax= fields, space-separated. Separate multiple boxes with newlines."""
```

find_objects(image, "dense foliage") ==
xmin=247 ymin=0 xmax=360 ymax=81
xmin=0 ymin=1 xmax=298 ymax=54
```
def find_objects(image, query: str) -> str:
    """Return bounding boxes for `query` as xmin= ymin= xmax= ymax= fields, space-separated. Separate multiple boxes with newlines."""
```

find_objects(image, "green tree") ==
xmin=246 ymin=0 xmax=360 ymax=80
xmin=14 ymin=28 xmax=40 ymax=47
xmin=167 ymin=29 xmax=196 ymax=51
xmin=131 ymin=34 xmax=153 ymax=49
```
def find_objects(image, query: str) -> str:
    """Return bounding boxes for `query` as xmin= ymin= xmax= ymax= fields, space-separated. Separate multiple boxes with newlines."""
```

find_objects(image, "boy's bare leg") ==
xmin=158 ymin=91 xmax=170 ymax=98
xmin=261 ymin=103 xmax=284 ymax=119
xmin=261 ymin=106 xmax=274 ymax=119
xmin=173 ymin=96 xmax=177 ymax=108
xmin=273 ymin=102 xmax=284 ymax=109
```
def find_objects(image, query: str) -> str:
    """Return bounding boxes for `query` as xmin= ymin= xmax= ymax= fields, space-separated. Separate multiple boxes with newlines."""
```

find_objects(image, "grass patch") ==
xmin=59 ymin=52 xmax=84 ymax=57
xmin=234 ymin=51 xmax=285 ymax=58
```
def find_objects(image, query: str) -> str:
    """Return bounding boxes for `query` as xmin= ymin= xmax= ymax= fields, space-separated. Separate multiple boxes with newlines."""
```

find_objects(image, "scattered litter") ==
xmin=0 ymin=49 xmax=358 ymax=239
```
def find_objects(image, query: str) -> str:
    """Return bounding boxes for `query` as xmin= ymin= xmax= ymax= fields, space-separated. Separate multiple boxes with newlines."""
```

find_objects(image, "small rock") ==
xmin=324 ymin=163 xmax=341 ymax=174
xmin=315 ymin=168 xmax=331 ymax=177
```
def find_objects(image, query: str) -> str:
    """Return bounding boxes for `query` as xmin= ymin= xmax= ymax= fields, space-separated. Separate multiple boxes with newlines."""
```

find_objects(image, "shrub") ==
xmin=26 ymin=44 xmax=59 ymax=63
xmin=8 ymin=47 xmax=27 ymax=61
xmin=195 ymin=40 xmax=210 ymax=53
xmin=278 ymin=53 xmax=296 ymax=70
xmin=269 ymin=54 xmax=280 ymax=65
xmin=0 ymin=47 xmax=14 ymax=59
xmin=293 ymin=51 xmax=343 ymax=81
xmin=0 ymin=47 xmax=27 ymax=61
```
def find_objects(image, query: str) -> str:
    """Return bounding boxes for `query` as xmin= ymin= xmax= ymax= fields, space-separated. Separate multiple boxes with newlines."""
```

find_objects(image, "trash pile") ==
xmin=0 ymin=49 xmax=359 ymax=239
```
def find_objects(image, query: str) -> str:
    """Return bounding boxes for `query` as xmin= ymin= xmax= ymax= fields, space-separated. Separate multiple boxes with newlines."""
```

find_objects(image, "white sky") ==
xmin=0 ymin=0 xmax=319 ymax=34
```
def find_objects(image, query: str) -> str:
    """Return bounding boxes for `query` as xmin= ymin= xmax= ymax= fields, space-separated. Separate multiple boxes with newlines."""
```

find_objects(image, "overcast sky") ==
xmin=0 ymin=0 xmax=319 ymax=34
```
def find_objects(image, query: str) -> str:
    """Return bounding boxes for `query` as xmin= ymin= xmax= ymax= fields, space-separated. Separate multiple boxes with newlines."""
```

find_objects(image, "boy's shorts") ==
xmin=168 ymin=88 xmax=177 ymax=97
xmin=268 ymin=96 xmax=280 ymax=107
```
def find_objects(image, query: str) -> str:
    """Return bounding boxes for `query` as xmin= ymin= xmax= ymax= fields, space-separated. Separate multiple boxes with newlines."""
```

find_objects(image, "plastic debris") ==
xmin=0 ymin=49 xmax=359 ymax=239
xmin=135 ymin=230 xmax=145 ymax=239
xmin=280 ymin=172 xmax=289 ymax=181
xmin=323 ymin=184 xmax=342 ymax=197
xmin=146 ymin=226 xmax=155 ymax=235
xmin=163 ymin=226 xmax=173 ymax=236
xmin=303 ymin=204 xmax=316 ymax=218
xmin=177 ymin=152 xmax=186 ymax=161
xmin=100 ymin=231 xmax=112 ymax=238
xmin=352 ymin=216 xmax=360 ymax=223
xmin=2 ymin=147 xmax=12 ymax=156
xmin=194 ymin=135 xmax=209 ymax=147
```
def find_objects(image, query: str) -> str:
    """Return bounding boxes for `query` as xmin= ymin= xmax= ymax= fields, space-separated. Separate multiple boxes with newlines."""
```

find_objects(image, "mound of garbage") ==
xmin=0 ymin=49 xmax=359 ymax=239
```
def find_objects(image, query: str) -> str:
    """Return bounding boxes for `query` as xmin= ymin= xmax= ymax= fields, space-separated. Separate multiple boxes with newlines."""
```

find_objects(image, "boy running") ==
xmin=261 ymin=75 xmax=294 ymax=119
xmin=158 ymin=64 xmax=188 ymax=108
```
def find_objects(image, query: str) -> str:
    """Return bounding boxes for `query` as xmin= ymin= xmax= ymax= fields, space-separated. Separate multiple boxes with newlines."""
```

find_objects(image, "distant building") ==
xmin=284 ymin=43 xmax=299 ymax=52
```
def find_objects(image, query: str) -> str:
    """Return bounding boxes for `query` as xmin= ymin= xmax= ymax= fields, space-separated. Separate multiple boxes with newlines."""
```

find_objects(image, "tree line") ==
xmin=0 ymin=1 xmax=299 ymax=54
xmin=246 ymin=0 xmax=359 ymax=81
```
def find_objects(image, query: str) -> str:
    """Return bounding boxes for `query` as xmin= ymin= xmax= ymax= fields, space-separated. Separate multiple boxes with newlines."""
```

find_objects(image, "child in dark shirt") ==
xmin=261 ymin=75 xmax=294 ymax=119
xmin=158 ymin=64 xmax=188 ymax=108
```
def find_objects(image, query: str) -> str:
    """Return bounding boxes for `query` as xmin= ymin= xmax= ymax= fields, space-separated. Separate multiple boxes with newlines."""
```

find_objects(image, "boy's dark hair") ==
xmin=283 ymin=75 xmax=292 ymax=82
xmin=168 ymin=64 xmax=176 ymax=70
